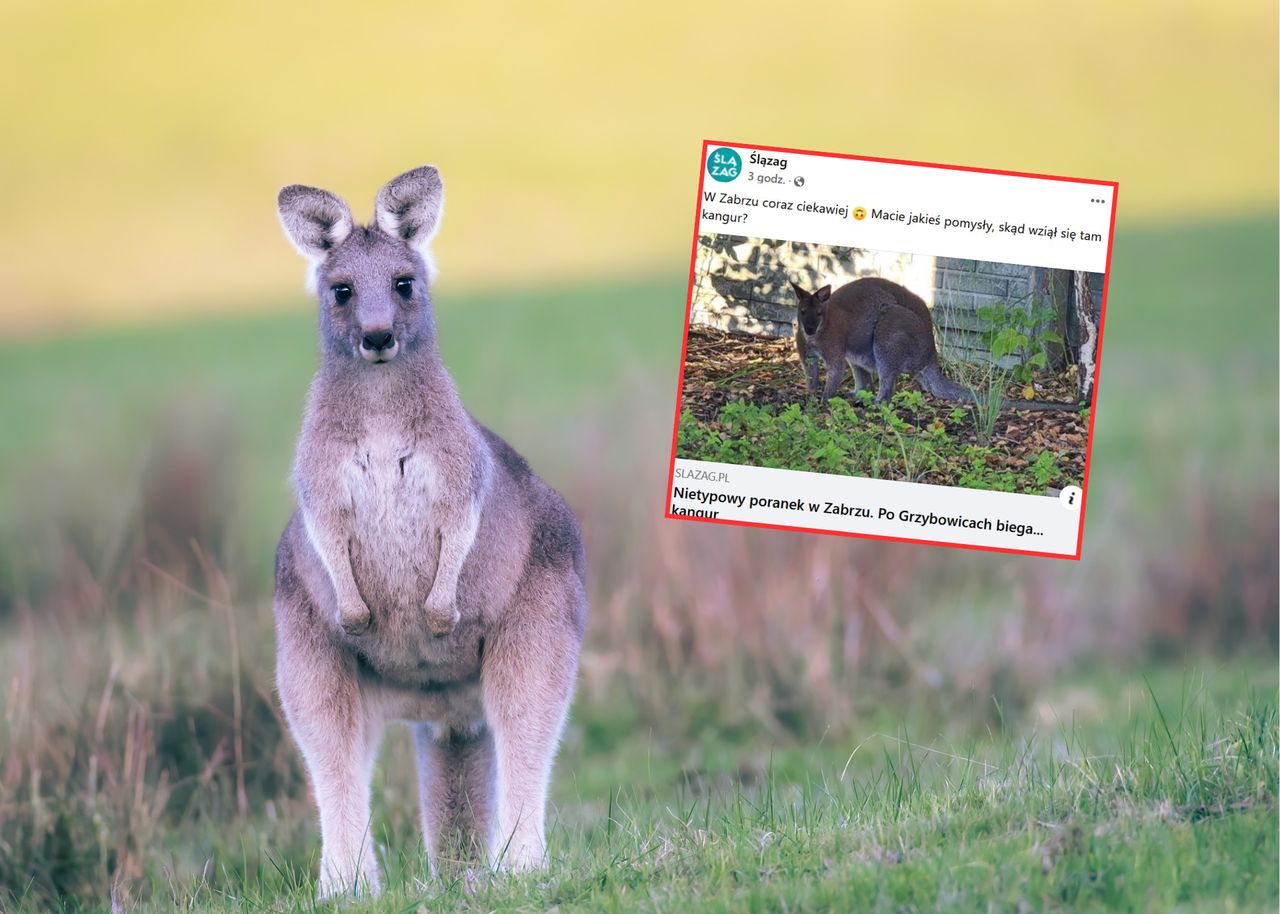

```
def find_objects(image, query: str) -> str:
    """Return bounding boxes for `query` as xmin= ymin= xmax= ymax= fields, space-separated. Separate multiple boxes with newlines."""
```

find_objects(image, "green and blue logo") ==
xmin=706 ymin=147 xmax=741 ymax=182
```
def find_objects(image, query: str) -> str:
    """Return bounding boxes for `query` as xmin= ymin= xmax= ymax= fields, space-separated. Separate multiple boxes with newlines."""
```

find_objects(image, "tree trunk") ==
xmin=1073 ymin=271 xmax=1097 ymax=402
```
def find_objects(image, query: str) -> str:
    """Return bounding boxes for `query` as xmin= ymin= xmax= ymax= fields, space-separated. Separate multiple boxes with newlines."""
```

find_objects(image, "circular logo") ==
xmin=706 ymin=147 xmax=741 ymax=183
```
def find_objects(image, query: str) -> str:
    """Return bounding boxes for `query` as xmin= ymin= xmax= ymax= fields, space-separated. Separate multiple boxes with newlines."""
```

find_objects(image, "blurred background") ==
xmin=0 ymin=0 xmax=1275 ymax=908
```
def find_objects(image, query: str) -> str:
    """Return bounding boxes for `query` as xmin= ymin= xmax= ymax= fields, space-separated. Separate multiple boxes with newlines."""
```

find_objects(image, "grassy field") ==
xmin=0 ymin=216 xmax=1276 ymax=911
xmin=19 ymin=668 xmax=1274 ymax=913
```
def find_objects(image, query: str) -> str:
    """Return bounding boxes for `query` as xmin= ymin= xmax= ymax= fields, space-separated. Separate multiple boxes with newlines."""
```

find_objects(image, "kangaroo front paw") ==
xmin=338 ymin=599 xmax=372 ymax=635
xmin=425 ymin=600 xmax=460 ymax=637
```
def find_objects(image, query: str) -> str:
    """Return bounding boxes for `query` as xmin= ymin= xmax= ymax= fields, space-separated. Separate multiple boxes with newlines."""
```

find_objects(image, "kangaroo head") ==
xmin=789 ymin=280 xmax=832 ymax=336
xmin=277 ymin=166 xmax=445 ymax=365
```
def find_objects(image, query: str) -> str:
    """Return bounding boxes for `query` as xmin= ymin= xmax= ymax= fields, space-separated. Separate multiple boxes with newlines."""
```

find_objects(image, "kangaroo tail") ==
xmin=919 ymin=363 xmax=978 ymax=402
xmin=997 ymin=398 xmax=1085 ymax=412
xmin=919 ymin=363 xmax=1084 ymax=412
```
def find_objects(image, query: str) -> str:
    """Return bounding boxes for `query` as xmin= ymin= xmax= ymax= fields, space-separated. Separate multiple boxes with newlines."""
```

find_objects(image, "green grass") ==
xmin=1092 ymin=216 xmax=1278 ymax=510
xmin=676 ymin=394 xmax=1080 ymax=494
xmin=20 ymin=667 xmax=1272 ymax=913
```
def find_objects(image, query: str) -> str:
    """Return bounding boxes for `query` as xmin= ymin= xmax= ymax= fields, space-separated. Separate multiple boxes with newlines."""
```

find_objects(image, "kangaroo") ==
xmin=273 ymin=166 xmax=587 ymax=899
xmin=790 ymin=278 xmax=1082 ymax=411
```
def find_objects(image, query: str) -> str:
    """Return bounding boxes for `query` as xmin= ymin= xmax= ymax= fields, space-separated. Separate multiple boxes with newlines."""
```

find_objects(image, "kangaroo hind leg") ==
xmin=277 ymin=593 xmax=385 ymax=899
xmin=847 ymin=356 xmax=873 ymax=394
xmin=414 ymin=723 xmax=496 ymax=877
xmin=872 ymin=342 xmax=904 ymax=404
xmin=482 ymin=567 xmax=584 ymax=871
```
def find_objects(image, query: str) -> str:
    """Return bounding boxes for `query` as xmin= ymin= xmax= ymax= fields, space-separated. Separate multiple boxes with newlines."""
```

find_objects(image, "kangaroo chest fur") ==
xmin=333 ymin=423 xmax=486 ymax=701
xmin=299 ymin=389 xmax=485 ymax=693
xmin=342 ymin=425 xmax=441 ymax=609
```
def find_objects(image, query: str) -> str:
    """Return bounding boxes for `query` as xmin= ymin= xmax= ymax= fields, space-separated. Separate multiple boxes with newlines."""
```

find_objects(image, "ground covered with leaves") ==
xmin=677 ymin=327 xmax=1090 ymax=494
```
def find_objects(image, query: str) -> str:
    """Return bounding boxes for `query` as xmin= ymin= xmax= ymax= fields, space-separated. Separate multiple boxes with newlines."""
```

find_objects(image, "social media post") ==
xmin=665 ymin=141 xmax=1117 ymax=558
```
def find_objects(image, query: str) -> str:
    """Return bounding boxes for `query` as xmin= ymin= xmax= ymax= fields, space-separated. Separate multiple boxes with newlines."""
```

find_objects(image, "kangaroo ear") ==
xmin=816 ymin=285 xmax=832 ymax=303
xmin=788 ymin=279 xmax=806 ymax=299
xmin=375 ymin=166 xmax=444 ymax=252
xmin=277 ymin=185 xmax=354 ymax=262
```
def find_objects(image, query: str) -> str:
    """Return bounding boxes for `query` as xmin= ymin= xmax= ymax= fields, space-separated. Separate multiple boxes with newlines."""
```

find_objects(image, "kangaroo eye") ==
xmin=331 ymin=284 xmax=352 ymax=305
xmin=395 ymin=277 xmax=413 ymax=299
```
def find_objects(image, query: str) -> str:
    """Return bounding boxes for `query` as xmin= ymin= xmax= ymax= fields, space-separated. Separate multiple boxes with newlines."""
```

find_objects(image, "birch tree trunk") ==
xmin=1073 ymin=271 xmax=1097 ymax=402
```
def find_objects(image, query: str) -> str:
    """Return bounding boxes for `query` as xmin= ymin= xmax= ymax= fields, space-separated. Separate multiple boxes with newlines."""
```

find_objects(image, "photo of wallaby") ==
xmin=677 ymin=234 xmax=1103 ymax=495
xmin=274 ymin=167 xmax=587 ymax=898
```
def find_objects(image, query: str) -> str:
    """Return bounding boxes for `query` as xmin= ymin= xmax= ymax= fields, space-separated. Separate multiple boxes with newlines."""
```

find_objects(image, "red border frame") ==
xmin=663 ymin=139 xmax=1120 ymax=561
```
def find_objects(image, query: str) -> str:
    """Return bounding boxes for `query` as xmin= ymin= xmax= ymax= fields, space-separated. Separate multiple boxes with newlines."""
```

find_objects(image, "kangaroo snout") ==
xmin=360 ymin=329 xmax=397 ymax=362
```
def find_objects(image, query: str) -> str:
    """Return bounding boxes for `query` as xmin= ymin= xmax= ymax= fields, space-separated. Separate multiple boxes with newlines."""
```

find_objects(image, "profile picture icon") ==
xmin=707 ymin=147 xmax=742 ymax=182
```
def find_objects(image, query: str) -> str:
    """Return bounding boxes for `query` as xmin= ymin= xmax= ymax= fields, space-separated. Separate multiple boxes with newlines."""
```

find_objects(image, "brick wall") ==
xmin=931 ymin=257 xmax=1044 ymax=365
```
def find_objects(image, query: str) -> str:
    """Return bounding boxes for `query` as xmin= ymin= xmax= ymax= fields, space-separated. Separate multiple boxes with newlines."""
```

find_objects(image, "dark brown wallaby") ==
xmin=789 ymin=278 xmax=1083 ymax=411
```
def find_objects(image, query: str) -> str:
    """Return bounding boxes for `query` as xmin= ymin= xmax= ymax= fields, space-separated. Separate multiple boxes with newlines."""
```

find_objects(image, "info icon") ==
xmin=706 ymin=147 xmax=741 ymax=182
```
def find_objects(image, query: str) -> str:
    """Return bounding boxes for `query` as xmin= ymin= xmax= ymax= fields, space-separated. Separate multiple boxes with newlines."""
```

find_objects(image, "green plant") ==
xmin=954 ymin=446 xmax=1018 ymax=492
xmin=970 ymin=367 xmax=1009 ymax=446
xmin=678 ymin=396 xmax=1083 ymax=494
xmin=1028 ymin=450 xmax=1059 ymax=488
xmin=977 ymin=296 xmax=1065 ymax=385
xmin=891 ymin=388 xmax=926 ymax=414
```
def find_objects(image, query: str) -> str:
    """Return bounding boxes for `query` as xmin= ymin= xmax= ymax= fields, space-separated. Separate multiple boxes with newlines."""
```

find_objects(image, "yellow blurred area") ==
xmin=0 ymin=0 xmax=1275 ymax=328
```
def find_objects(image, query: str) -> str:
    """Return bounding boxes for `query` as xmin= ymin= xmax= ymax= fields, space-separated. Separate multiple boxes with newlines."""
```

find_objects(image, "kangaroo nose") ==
xmin=361 ymin=330 xmax=395 ymax=352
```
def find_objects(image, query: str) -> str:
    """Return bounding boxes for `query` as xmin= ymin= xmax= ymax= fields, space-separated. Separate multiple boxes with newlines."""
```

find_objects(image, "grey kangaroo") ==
xmin=273 ymin=166 xmax=587 ymax=899
xmin=790 ymin=278 xmax=1082 ymax=411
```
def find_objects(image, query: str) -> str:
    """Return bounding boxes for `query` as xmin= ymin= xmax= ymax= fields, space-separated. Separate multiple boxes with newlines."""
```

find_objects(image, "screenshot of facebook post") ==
xmin=665 ymin=141 xmax=1118 ymax=559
